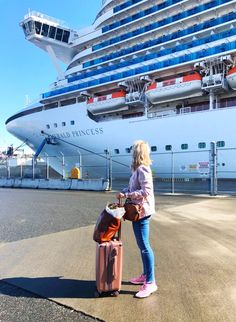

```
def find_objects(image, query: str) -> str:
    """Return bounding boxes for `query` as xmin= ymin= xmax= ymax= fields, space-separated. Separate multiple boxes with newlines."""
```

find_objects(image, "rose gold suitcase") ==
xmin=95 ymin=227 xmax=123 ymax=297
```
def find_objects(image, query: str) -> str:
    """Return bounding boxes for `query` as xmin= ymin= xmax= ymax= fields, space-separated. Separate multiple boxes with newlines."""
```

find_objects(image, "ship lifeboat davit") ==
xmin=226 ymin=67 xmax=236 ymax=90
xmin=145 ymin=72 xmax=202 ymax=104
xmin=87 ymin=91 xmax=127 ymax=115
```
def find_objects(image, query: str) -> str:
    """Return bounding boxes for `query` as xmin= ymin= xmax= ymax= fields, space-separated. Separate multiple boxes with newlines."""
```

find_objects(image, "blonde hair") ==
xmin=131 ymin=140 xmax=152 ymax=171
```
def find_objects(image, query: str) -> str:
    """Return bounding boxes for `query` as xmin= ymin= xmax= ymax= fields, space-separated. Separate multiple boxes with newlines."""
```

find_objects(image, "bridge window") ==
xmin=56 ymin=28 xmax=63 ymax=41
xmin=41 ymin=24 xmax=49 ymax=37
xmin=62 ymin=30 xmax=70 ymax=43
xmin=35 ymin=21 xmax=42 ymax=34
xmin=27 ymin=20 xmax=34 ymax=33
xmin=49 ymin=26 xmax=56 ymax=39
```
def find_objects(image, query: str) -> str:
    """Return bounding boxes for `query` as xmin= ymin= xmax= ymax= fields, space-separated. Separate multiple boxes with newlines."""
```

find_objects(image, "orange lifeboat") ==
xmin=145 ymin=72 xmax=202 ymax=104
xmin=226 ymin=66 xmax=236 ymax=90
xmin=86 ymin=91 xmax=127 ymax=115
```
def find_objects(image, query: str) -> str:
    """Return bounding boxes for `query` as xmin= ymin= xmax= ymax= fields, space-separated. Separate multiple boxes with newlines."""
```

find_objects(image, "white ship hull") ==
xmin=6 ymin=102 xmax=236 ymax=179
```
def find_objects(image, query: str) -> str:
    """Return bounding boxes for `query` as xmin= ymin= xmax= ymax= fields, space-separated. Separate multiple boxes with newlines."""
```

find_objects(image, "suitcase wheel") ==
xmin=94 ymin=289 xmax=101 ymax=298
xmin=111 ymin=290 xmax=119 ymax=297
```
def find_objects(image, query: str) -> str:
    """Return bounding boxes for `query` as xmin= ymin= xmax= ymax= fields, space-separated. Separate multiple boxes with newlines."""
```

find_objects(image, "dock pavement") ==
xmin=0 ymin=188 xmax=236 ymax=322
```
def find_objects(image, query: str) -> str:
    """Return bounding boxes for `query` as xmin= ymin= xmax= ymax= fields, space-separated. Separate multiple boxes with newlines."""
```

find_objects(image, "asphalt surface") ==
xmin=0 ymin=188 xmax=197 ymax=243
xmin=0 ymin=188 xmax=236 ymax=321
xmin=0 ymin=281 xmax=102 ymax=322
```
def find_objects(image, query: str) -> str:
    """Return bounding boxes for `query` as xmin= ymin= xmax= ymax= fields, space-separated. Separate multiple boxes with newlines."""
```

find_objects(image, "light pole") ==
xmin=77 ymin=149 xmax=82 ymax=178
xmin=60 ymin=152 xmax=65 ymax=180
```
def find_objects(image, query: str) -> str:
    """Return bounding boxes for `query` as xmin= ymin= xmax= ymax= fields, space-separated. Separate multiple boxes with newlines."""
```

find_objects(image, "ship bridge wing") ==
xmin=20 ymin=11 xmax=79 ymax=64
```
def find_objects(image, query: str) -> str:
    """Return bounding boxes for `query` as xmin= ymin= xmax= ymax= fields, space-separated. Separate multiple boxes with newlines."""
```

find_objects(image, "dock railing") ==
xmin=1 ymin=145 xmax=236 ymax=194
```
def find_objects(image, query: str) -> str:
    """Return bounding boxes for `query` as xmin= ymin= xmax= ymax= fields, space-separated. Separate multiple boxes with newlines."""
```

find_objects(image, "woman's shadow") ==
xmin=1 ymin=277 xmax=134 ymax=299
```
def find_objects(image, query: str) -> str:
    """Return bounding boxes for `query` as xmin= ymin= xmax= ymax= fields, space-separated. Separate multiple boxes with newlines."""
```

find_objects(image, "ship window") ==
xmin=56 ymin=28 xmax=63 ymax=41
xmin=125 ymin=147 xmax=131 ymax=153
xmin=198 ymin=142 xmax=206 ymax=149
xmin=46 ymin=124 xmax=50 ymax=129
xmin=49 ymin=26 xmax=56 ymax=39
xmin=151 ymin=146 xmax=157 ymax=152
xmin=41 ymin=24 xmax=49 ymax=37
xmin=60 ymin=98 xmax=76 ymax=106
xmin=70 ymin=120 xmax=75 ymax=125
xmin=217 ymin=141 xmax=225 ymax=148
xmin=54 ymin=123 xmax=58 ymax=128
xmin=114 ymin=149 xmax=120 ymax=154
xmin=44 ymin=102 xmax=58 ymax=110
xmin=62 ymin=122 xmax=66 ymax=127
xmin=27 ymin=20 xmax=34 ymax=33
xmin=62 ymin=30 xmax=70 ymax=43
xmin=181 ymin=144 xmax=188 ymax=150
xmin=35 ymin=21 xmax=42 ymax=34
xmin=23 ymin=23 xmax=28 ymax=36
xmin=104 ymin=149 xmax=108 ymax=154
xmin=165 ymin=145 xmax=172 ymax=151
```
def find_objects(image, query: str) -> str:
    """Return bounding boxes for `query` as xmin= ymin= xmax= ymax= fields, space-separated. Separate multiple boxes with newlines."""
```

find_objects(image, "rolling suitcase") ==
xmin=95 ymin=226 xmax=123 ymax=297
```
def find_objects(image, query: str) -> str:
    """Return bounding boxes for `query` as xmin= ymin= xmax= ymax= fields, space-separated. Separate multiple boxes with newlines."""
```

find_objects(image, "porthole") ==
xmin=181 ymin=144 xmax=188 ymax=150
xmin=217 ymin=141 xmax=225 ymax=148
xmin=198 ymin=142 xmax=206 ymax=149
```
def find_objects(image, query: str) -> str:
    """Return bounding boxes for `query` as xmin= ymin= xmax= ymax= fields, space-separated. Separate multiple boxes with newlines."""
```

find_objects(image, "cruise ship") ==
xmin=5 ymin=0 xmax=236 ymax=179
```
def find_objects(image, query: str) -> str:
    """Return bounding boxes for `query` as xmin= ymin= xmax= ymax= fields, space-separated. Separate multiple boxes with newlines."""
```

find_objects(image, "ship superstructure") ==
xmin=5 ymin=0 xmax=236 ymax=178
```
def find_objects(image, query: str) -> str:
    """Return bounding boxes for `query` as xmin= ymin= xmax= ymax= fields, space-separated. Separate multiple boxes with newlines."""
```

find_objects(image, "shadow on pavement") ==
xmin=1 ymin=277 xmax=135 ymax=299
xmin=1 ymin=277 xmax=96 ymax=299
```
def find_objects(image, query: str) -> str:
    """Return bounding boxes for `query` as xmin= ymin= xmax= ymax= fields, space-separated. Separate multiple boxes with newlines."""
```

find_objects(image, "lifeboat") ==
xmin=145 ymin=72 xmax=202 ymax=104
xmin=86 ymin=91 xmax=127 ymax=115
xmin=226 ymin=66 xmax=236 ymax=90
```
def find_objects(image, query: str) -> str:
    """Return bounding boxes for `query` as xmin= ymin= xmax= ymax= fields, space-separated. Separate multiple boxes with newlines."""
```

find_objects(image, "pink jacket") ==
xmin=123 ymin=165 xmax=155 ymax=219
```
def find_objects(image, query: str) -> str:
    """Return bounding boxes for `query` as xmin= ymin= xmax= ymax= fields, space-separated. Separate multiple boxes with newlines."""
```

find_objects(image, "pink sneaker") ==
xmin=135 ymin=281 xmax=158 ymax=298
xmin=129 ymin=274 xmax=146 ymax=285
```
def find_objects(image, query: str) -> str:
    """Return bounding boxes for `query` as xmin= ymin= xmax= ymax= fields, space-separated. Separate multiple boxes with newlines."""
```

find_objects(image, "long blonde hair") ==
xmin=131 ymin=140 xmax=152 ymax=171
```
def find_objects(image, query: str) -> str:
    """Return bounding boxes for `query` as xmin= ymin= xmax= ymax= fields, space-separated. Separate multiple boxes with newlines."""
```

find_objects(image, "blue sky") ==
xmin=0 ymin=0 xmax=101 ymax=151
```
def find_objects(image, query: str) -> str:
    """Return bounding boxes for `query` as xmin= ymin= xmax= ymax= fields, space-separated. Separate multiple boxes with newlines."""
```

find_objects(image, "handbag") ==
xmin=123 ymin=198 xmax=142 ymax=221
xmin=93 ymin=203 xmax=124 ymax=243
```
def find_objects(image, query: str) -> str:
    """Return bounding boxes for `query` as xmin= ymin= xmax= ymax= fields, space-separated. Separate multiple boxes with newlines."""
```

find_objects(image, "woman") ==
xmin=117 ymin=140 xmax=157 ymax=298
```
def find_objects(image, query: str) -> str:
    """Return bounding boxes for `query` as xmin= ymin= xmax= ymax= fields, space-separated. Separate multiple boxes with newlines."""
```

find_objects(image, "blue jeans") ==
xmin=132 ymin=217 xmax=155 ymax=283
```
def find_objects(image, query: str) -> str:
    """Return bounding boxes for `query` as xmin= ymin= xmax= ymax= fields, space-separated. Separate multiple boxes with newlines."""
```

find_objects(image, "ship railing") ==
xmin=24 ymin=11 xmax=67 ymax=27
xmin=2 ymin=146 xmax=236 ymax=195
xmin=147 ymin=102 xmax=236 ymax=119
xmin=148 ymin=109 xmax=177 ymax=118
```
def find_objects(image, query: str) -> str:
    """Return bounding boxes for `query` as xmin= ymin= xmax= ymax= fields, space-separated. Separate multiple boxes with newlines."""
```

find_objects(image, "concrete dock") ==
xmin=0 ymin=188 xmax=236 ymax=321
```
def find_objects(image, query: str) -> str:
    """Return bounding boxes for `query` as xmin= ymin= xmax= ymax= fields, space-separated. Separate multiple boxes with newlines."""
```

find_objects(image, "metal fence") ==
xmin=1 ymin=143 xmax=236 ymax=195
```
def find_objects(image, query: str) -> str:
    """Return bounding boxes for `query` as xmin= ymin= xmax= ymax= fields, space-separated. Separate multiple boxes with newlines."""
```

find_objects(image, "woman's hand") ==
xmin=116 ymin=192 xmax=126 ymax=199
